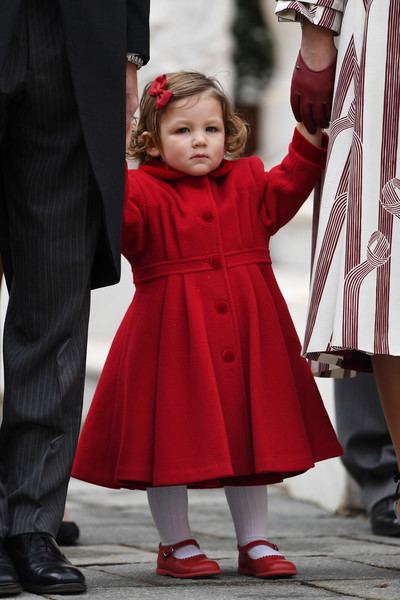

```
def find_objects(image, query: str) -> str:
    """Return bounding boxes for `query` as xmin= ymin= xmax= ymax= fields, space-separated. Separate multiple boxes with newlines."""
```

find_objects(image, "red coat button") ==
xmin=216 ymin=302 xmax=229 ymax=314
xmin=210 ymin=256 xmax=223 ymax=269
xmin=222 ymin=349 xmax=235 ymax=362
xmin=202 ymin=211 xmax=214 ymax=222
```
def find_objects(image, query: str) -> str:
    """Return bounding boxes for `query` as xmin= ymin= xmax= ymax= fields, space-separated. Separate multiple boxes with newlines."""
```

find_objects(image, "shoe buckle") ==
xmin=162 ymin=546 xmax=175 ymax=559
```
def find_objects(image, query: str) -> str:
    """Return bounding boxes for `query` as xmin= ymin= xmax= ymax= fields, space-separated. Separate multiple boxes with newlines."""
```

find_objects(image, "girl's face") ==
xmin=146 ymin=92 xmax=226 ymax=176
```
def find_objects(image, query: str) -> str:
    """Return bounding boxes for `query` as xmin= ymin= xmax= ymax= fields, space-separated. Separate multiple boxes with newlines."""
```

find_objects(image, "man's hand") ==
xmin=126 ymin=62 xmax=139 ymax=142
xmin=291 ymin=21 xmax=337 ymax=134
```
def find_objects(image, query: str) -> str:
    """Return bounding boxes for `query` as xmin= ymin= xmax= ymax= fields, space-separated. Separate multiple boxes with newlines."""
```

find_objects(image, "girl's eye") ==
xmin=206 ymin=126 xmax=218 ymax=133
xmin=176 ymin=127 xmax=190 ymax=134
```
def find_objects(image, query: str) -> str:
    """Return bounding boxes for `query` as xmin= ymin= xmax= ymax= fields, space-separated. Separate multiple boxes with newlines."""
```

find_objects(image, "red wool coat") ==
xmin=72 ymin=128 xmax=342 ymax=490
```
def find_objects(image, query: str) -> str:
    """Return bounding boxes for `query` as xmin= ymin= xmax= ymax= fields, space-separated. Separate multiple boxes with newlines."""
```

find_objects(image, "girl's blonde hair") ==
xmin=129 ymin=71 xmax=248 ymax=164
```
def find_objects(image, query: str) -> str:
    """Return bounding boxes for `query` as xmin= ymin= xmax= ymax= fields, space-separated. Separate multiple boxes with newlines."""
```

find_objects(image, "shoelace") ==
xmin=30 ymin=536 xmax=67 ymax=561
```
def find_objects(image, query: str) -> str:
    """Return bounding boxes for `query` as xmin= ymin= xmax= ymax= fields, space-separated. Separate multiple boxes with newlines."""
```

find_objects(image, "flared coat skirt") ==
xmin=73 ymin=261 xmax=342 ymax=489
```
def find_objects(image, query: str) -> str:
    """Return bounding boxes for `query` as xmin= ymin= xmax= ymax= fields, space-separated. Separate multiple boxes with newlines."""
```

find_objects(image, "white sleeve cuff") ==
xmin=275 ymin=1 xmax=344 ymax=34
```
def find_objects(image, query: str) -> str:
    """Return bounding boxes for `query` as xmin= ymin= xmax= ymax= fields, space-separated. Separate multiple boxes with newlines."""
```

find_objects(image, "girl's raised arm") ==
xmin=259 ymin=127 xmax=327 ymax=236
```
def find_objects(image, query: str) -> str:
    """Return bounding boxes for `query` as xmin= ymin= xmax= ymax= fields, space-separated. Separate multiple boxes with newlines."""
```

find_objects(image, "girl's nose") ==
xmin=193 ymin=132 xmax=206 ymax=146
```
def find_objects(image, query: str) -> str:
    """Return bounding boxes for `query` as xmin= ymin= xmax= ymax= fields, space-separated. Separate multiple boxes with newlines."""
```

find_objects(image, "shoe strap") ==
xmin=238 ymin=539 xmax=279 ymax=552
xmin=159 ymin=538 xmax=200 ymax=558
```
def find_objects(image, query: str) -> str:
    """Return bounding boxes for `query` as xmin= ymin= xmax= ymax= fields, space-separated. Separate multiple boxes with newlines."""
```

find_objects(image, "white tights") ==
xmin=147 ymin=485 xmax=282 ymax=559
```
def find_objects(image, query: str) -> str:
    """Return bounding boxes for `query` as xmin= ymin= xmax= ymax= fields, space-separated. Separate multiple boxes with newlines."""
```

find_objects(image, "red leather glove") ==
xmin=290 ymin=52 xmax=337 ymax=134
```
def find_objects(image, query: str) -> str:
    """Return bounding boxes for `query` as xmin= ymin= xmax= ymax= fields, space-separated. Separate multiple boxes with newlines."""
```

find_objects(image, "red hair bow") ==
xmin=148 ymin=74 xmax=173 ymax=110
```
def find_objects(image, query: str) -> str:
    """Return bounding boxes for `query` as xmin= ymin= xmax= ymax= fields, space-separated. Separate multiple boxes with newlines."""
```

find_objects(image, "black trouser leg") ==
xmin=335 ymin=373 xmax=397 ymax=512
xmin=0 ymin=0 xmax=100 ymax=537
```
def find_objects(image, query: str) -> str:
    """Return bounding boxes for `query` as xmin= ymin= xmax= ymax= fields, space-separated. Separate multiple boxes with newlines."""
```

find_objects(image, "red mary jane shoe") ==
xmin=238 ymin=540 xmax=297 ymax=579
xmin=156 ymin=539 xmax=221 ymax=578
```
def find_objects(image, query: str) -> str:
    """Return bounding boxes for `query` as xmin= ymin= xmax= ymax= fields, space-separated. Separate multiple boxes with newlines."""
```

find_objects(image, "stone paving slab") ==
xmin=91 ymin=555 xmax=396 ymax=584
xmin=47 ymin=585 xmax=357 ymax=600
xmin=46 ymin=565 xmax=363 ymax=600
xmin=288 ymin=556 xmax=392 ymax=581
xmin=350 ymin=554 xmax=400 ymax=571
xmin=309 ymin=579 xmax=400 ymax=600
xmin=64 ymin=544 xmax=155 ymax=566
xmin=285 ymin=536 xmax=400 ymax=557
xmin=45 ymin=481 xmax=400 ymax=599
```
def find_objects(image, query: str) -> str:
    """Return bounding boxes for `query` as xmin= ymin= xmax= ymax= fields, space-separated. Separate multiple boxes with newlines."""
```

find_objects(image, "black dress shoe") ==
xmin=370 ymin=497 xmax=400 ymax=537
xmin=56 ymin=521 xmax=80 ymax=546
xmin=0 ymin=541 xmax=21 ymax=597
xmin=5 ymin=533 xmax=86 ymax=594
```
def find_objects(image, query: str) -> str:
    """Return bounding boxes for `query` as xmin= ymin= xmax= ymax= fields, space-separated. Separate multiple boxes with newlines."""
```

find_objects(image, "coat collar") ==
xmin=139 ymin=159 xmax=233 ymax=180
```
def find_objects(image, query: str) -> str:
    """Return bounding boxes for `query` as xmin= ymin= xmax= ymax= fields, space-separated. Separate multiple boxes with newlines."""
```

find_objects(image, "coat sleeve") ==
xmin=257 ymin=128 xmax=327 ymax=236
xmin=275 ymin=1 xmax=345 ymax=34
xmin=127 ymin=0 xmax=150 ymax=63
xmin=122 ymin=167 xmax=147 ymax=264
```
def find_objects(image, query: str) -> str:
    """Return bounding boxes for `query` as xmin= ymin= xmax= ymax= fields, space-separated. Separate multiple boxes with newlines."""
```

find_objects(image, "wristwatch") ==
xmin=126 ymin=53 xmax=144 ymax=70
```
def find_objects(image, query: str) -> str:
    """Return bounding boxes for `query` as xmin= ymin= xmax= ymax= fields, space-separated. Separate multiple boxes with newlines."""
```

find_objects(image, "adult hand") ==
xmin=126 ymin=62 xmax=139 ymax=142
xmin=291 ymin=21 xmax=337 ymax=134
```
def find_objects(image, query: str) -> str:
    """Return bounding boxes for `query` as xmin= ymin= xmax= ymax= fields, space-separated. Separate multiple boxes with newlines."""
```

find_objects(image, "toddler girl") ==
xmin=72 ymin=72 xmax=342 ymax=579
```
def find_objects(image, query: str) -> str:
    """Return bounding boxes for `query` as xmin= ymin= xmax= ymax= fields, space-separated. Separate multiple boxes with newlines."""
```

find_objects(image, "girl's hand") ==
xmin=296 ymin=122 xmax=322 ymax=148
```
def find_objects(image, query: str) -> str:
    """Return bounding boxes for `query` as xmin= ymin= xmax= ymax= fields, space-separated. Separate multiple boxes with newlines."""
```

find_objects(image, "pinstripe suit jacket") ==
xmin=0 ymin=0 xmax=150 ymax=288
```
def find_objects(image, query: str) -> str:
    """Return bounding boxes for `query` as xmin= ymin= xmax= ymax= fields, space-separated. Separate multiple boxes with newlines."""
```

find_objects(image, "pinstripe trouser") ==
xmin=335 ymin=374 xmax=397 ymax=512
xmin=0 ymin=0 xmax=101 ymax=537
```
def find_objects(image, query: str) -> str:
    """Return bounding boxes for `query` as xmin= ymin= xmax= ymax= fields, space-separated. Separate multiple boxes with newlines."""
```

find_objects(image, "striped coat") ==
xmin=276 ymin=0 xmax=400 ymax=377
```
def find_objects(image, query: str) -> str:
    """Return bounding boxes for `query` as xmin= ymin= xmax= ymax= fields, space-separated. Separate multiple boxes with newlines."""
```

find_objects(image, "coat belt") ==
xmin=133 ymin=247 xmax=271 ymax=284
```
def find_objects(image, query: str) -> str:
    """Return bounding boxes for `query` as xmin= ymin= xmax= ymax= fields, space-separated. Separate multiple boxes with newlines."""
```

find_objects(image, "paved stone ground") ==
xmin=16 ymin=480 xmax=400 ymax=600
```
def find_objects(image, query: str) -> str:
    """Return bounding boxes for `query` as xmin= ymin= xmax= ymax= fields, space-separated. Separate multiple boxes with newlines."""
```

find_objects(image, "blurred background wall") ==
xmin=1 ymin=0 xmax=352 ymax=512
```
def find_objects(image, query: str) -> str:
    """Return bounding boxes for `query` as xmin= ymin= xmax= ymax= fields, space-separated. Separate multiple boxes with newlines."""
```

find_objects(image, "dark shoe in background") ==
xmin=370 ymin=497 xmax=400 ymax=537
xmin=0 ymin=541 xmax=21 ymax=597
xmin=56 ymin=521 xmax=80 ymax=546
xmin=5 ymin=533 xmax=86 ymax=595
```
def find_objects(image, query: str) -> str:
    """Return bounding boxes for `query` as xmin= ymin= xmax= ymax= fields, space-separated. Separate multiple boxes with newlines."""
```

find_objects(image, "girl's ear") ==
xmin=141 ymin=131 xmax=161 ymax=157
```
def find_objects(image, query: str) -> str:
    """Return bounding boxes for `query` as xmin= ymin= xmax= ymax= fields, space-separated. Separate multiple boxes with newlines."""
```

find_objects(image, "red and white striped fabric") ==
xmin=276 ymin=0 xmax=400 ymax=377
xmin=276 ymin=0 xmax=344 ymax=33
